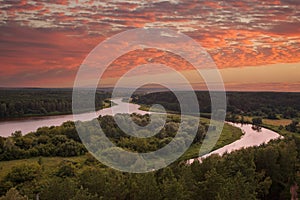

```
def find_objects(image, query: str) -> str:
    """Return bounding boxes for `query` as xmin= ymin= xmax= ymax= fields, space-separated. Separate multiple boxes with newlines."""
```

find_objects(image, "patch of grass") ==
xmin=179 ymin=122 xmax=243 ymax=161
xmin=263 ymin=119 xmax=292 ymax=126
xmin=137 ymin=104 xmax=150 ymax=112
xmin=213 ymin=123 xmax=244 ymax=150
xmin=238 ymin=115 xmax=292 ymax=127
xmin=138 ymin=104 xmax=179 ymax=114
xmin=138 ymin=104 xmax=212 ymax=119
xmin=241 ymin=116 xmax=253 ymax=123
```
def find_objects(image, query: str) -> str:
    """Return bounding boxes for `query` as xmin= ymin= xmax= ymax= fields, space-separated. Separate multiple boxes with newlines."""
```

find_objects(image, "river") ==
xmin=0 ymin=98 xmax=149 ymax=137
xmin=187 ymin=122 xmax=282 ymax=164
xmin=0 ymin=99 xmax=282 ymax=161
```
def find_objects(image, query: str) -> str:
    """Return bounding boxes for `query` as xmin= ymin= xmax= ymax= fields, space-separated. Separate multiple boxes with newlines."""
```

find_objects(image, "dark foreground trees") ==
xmin=0 ymin=188 xmax=28 ymax=200
xmin=0 ymin=138 xmax=299 ymax=200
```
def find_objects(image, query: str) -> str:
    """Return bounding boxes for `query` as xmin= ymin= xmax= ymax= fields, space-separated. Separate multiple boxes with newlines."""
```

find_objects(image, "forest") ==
xmin=132 ymin=91 xmax=300 ymax=118
xmin=0 ymin=129 xmax=299 ymax=199
xmin=133 ymin=91 xmax=300 ymax=134
xmin=0 ymin=112 xmax=299 ymax=199
xmin=0 ymin=91 xmax=300 ymax=199
xmin=0 ymin=89 xmax=111 ymax=119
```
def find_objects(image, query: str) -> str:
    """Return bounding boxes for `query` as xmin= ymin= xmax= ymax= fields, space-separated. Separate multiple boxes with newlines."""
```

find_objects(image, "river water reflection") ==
xmin=0 ymin=98 xmax=149 ymax=137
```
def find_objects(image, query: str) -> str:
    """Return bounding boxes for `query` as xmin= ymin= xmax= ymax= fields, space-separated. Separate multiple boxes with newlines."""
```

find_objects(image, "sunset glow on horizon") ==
xmin=0 ymin=0 xmax=299 ymax=91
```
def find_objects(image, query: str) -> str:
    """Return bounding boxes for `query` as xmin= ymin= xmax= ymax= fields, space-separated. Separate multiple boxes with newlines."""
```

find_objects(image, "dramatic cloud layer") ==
xmin=0 ymin=0 xmax=299 ymax=90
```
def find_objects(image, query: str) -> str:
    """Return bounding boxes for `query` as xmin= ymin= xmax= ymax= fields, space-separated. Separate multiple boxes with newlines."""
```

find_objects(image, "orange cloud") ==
xmin=0 ymin=0 xmax=299 ymax=91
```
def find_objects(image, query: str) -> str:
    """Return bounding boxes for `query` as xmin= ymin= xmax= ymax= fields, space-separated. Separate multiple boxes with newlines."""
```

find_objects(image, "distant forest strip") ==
xmin=132 ymin=91 xmax=300 ymax=119
xmin=0 ymin=89 xmax=111 ymax=119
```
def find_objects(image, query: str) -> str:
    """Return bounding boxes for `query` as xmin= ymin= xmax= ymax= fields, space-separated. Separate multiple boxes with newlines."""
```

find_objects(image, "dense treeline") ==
xmin=285 ymin=121 xmax=300 ymax=133
xmin=0 ymin=121 xmax=87 ymax=160
xmin=226 ymin=92 xmax=300 ymax=118
xmin=0 ymin=138 xmax=299 ymax=200
xmin=0 ymin=89 xmax=110 ymax=119
xmin=132 ymin=91 xmax=300 ymax=119
xmin=0 ymin=114 xmax=208 ymax=161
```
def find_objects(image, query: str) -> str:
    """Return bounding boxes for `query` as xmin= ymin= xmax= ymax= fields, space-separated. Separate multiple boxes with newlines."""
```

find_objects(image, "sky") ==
xmin=0 ymin=0 xmax=299 ymax=91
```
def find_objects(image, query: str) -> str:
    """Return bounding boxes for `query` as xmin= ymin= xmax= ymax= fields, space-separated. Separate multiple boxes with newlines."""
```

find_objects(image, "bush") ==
xmin=5 ymin=164 xmax=41 ymax=185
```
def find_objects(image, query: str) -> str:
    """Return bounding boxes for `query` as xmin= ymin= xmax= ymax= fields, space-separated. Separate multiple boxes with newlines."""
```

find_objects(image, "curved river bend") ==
xmin=0 ymin=98 xmax=282 ymax=161
xmin=187 ymin=122 xmax=282 ymax=164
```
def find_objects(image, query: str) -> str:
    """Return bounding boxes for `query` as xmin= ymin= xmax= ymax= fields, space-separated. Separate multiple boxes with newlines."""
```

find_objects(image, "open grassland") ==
xmin=263 ymin=119 xmax=292 ymax=126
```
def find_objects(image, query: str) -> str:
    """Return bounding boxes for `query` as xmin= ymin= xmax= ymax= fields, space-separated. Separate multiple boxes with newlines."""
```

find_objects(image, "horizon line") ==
xmin=0 ymin=87 xmax=299 ymax=93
